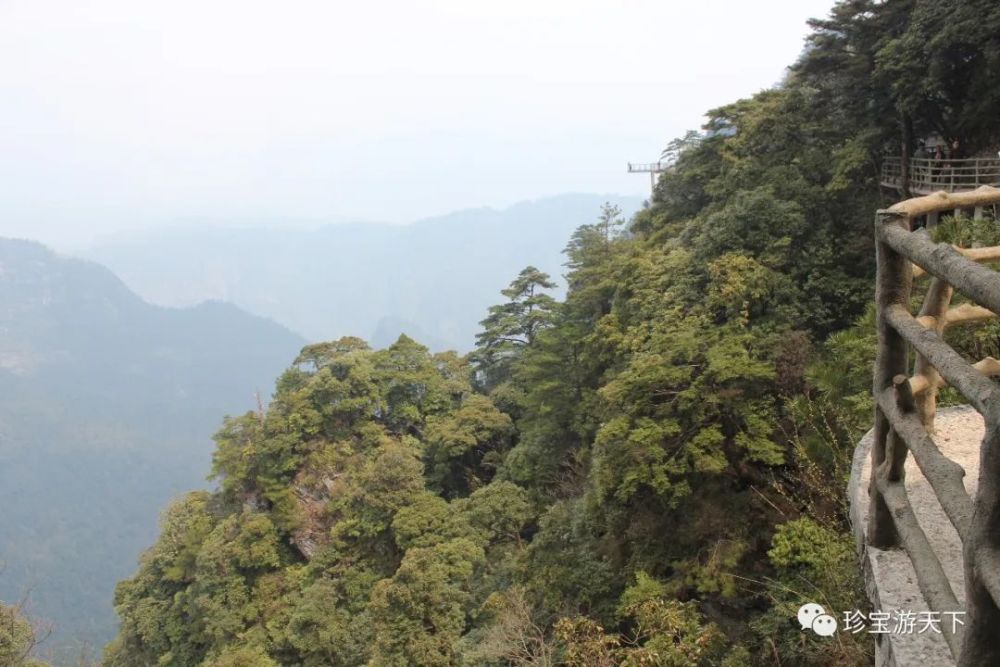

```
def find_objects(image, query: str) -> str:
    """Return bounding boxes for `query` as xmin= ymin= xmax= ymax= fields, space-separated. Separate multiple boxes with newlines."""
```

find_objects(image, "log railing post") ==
xmin=886 ymin=374 xmax=915 ymax=483
xmin=914 ymin=276 xmax=954 ymax=430
xmin=941 ymin=187 xmax=1000 ymax=663
xmin=870 ymin=209 xmax=914 ymax=547
xmin=961 ymin=417 xmax=1000 ymax=665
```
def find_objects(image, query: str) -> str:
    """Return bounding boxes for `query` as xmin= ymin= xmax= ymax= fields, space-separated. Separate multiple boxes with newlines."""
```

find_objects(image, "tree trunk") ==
xmin=901 ymin=112 xmax=914 ymax=198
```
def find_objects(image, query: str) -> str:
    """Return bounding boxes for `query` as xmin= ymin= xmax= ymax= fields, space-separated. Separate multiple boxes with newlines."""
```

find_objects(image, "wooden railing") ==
xmin=871 ymin=186 xmax=1000 ymax=664
xmin=883 ymin=157 xmax=1000 ymax=193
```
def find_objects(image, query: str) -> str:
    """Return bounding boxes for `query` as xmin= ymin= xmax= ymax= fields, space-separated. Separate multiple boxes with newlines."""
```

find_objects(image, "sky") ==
xmin=0 ymin=0 xmax=836 ymax=247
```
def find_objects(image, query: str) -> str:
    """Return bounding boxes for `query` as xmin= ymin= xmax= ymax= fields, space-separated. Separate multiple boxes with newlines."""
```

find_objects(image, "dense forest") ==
xmin=6 ymin=0 xmax=1000 ymax=665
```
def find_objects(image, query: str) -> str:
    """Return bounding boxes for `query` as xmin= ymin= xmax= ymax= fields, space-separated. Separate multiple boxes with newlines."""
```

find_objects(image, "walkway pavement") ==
xmin=849 ymin=405 xmax=983 ymax=667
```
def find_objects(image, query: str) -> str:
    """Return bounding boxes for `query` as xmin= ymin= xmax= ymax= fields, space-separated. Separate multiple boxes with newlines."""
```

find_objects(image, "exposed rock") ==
xmin=289 ymin=471 xmax=340 ymax=560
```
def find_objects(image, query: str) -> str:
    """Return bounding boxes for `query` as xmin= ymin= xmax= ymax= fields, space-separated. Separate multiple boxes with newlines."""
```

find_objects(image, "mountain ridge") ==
xmin=82 ymin=193 xmax=644 ymax=351
xmin=0 ymin=239 xmax=307 ymax=661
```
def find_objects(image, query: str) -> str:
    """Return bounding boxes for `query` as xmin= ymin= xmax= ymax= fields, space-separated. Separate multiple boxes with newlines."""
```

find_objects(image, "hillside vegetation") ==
xmin=88 ymin=1 xmax=1000 ymax=665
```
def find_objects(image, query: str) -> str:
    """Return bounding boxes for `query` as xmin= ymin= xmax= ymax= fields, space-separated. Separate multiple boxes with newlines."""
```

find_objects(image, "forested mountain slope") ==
xmin=104 ymin=1 xmax=1000 ymax=666
xmin=0 ymin=240 xmax=305 ymax=662
xmin=83 ymin=194 xmax=643 ymax=352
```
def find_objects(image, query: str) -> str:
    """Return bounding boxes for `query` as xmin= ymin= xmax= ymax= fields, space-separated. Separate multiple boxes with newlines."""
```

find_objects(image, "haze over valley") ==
xmin=0 ymin=240 xmax=305 ymax=659
xmin=83 ymin=194 xmax=643 ymax=351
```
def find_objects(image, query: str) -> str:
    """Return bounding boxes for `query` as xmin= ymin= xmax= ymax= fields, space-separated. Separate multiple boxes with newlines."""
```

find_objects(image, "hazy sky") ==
xmin=0 ymin=0 xmax=835 ymax=247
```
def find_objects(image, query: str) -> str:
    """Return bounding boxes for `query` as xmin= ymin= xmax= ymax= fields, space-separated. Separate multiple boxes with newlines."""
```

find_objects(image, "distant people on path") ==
xmin=933 ymin=145 xmax=944 ymax=182
xmin=915 ymin=141 xmax=930 ymax=184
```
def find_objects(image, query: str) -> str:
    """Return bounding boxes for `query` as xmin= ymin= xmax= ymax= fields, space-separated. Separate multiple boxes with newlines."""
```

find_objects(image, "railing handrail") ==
xmin=881 ymin=157 xmax=1000 ymax=194
xmin=627 ymin=162 xmax=671 ymax=173
xmin=885 ymin=156 xmax=1000 ymax=165
xmin=870 ymin=185 xmax=1000 ymax=665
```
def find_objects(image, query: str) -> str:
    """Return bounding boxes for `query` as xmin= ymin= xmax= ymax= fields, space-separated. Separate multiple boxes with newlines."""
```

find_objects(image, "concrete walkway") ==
xmin=849 ymin=405 xmax=983 ymax=667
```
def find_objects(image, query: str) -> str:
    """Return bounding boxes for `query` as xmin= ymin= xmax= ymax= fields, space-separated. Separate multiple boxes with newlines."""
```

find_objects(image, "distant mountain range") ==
xmin=0 ymin=239 xmax=305 ymax=661
xmin=0 ymin=193 xmax=641 ymax=661
xmin=83 ymin=194 xmax=644 ymax=351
